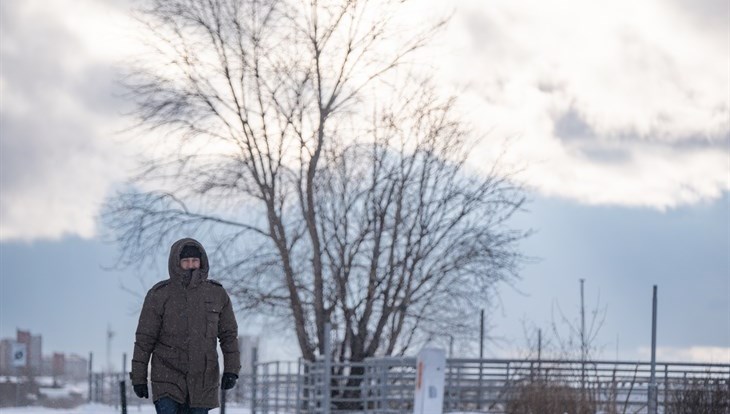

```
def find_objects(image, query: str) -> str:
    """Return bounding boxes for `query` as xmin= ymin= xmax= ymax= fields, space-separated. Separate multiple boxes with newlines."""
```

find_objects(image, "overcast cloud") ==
xmin=1 ymin=0 xmax=728 ymax=237
xmin=1 ymin=0 xmax=135 ymax=241
xmin=443 ymin=0 xmax=729 ymax=209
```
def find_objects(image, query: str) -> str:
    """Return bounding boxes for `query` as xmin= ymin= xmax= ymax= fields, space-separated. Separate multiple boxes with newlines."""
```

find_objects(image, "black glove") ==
xmin=221 ymin=372 xmax=238 ymax=390
xmin=133 ymin=384 xmax=149 ymax=399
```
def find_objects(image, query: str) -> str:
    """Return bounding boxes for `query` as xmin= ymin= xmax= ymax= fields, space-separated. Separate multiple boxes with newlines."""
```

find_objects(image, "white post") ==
xmin=413 ymin=348 xmax=446 ymax=414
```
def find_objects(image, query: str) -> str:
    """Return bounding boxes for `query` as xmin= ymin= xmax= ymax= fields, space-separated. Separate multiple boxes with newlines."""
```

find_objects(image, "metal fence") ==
xmin=87 ymin=357 xmax=729 ymax=414
xmin=229 ymin=357 xmax=730 ymax=414
xmin=89 ymin=372 xmax=128 ymax=406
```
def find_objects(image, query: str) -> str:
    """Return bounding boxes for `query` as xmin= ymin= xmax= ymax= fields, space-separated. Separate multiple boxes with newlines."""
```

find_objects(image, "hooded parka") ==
xmin=130 ymin=238 xmax=241 ymax=408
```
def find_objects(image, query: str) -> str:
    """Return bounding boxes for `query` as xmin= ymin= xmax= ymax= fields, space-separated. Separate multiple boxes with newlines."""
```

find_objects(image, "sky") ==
xmin=0 ymin=0 xmax=728 ymax=369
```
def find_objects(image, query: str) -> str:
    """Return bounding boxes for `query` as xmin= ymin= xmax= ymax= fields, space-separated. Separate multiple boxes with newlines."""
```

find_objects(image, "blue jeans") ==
xmin=154 ymin=396 xmax=209 ymax=414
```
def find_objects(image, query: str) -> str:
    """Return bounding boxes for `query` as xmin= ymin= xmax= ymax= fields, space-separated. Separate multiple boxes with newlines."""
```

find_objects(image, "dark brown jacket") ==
xmin=130 ymin=238 xmax=241 ymax=408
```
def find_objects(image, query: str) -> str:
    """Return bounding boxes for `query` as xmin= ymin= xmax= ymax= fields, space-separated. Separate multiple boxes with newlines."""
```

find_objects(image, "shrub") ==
xmin=665 ymin=379 xmax=730 ymax=414
xmin=505 ymin=380 xmax=598 ymax=414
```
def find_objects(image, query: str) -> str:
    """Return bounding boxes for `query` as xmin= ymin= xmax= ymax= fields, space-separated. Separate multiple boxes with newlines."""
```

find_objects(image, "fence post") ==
xmin=296 ymin=359 xmax=303 ymax=414
xmin=663 ymin=363 xmax=669 ymax=410
xmin=263 ymin=362 xmax=270 ymax=414
xmin=120 ymin=353 xmax=128 ymax=414
xmin=275 ymin=361 xmax=280 ymax=413
xmin=221 ymin=383 xmax=227 ymax=414
xmin=252 ymin=347 xmax=258 ymax=414
xmin=413 ymin=348 xmax=446 ymax=414
xmin=379 ymin=359 xmax=388 ymax=412
xmin=505 ymin=361 xmax=511 ymax=385
xmin=88 ymin=352 xmax=93 ymax=403
xmin=120 ymin=379 xmax=127 ymax=414
xmin=478 ymin=309 xmax=484 ymax=410
xmin=362 ymin=360 xmax=370 ymax=414
xmin=323 ymin=322 xmax=332 ymax=414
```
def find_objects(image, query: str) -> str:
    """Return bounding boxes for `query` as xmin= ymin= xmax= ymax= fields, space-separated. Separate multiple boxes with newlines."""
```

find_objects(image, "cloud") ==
xmin=1 ymin=0 xmax=728 ymax=242
xmin=0 ymin=0 xmax=136 ymax=241
xmin=441 ymin=0 xmax=730 ymax=209
xmin=637 ymin=346 xmax=730 ymax=363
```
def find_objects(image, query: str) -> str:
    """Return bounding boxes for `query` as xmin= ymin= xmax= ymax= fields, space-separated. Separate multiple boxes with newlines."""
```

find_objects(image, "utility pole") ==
xmin=580 ymin=279 xmax=586 ymax=363
xmin=648 ymin=285 xmax=658 ymax=414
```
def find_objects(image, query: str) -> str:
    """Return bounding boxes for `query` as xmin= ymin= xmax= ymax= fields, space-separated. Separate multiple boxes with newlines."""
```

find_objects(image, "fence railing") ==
xmin=88 ymin=357 xmax=729 ymax=414
xmin=233 ymin=357 xmax=729 ymax=414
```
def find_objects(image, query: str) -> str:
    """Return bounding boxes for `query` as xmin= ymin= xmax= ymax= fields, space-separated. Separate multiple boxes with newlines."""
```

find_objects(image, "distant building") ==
xmin=0 ymin=338 xmax=12 ymax=375
xmin=16 ymin=330 xmax=42 ymax=376
xmin=64 ymin=354 xmax=88 ymax=381
xmin=52 ymin=353 xmax=65 ymax=378
xmin=42 ymin=352 xmax=87 ymax=381
xmin=42 ymin=354 xmax=53 ymax=376
xmin=239 ymin=335 xmax=260 ymax=375
xmin=2 ymin=332 xmax=87 ymax=381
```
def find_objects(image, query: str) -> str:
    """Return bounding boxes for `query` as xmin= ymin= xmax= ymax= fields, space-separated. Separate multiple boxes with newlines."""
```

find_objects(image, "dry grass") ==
xmin=504 ymin=376 xmax=729 ymax=414
xmin=665 ymin=379 xmax=730 ymax=414
xmin=504 ymin=380 xmax=599 ymax=414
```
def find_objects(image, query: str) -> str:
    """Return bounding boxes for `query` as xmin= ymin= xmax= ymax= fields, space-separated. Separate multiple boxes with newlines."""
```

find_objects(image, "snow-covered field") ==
xmin=0 ymin=404 xmax=252 ymax=414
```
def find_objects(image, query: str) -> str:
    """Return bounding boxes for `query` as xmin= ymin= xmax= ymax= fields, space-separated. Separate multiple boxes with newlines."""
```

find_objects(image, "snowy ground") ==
xmin=0 ymin=403 xmax=253 ymax=414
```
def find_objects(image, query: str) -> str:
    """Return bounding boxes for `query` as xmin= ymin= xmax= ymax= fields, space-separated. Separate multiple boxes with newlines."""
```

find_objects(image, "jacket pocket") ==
xmin=206 ymin=312 xmax=220 ymax=338
xmin=205 ymin=301 xmax=220 ymax=338
xmin=203 ymin=352 xmax=219 ymax=388
xmin=151 ymin=345 xmax=180 ymax=382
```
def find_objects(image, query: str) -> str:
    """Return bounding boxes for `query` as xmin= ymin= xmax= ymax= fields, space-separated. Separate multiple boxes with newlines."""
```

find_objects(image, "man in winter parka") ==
xmin=130 ymin=238 xmax=241 ymax=413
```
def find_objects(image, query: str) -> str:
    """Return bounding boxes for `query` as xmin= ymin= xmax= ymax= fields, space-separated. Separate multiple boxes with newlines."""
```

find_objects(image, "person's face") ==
xmin=180 ymin=257 xmax=201 ymax=270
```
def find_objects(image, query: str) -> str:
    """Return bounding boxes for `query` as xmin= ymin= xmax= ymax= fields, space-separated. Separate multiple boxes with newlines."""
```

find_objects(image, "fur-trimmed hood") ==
xmin=168 ymin=238 xmax=209 ymax=288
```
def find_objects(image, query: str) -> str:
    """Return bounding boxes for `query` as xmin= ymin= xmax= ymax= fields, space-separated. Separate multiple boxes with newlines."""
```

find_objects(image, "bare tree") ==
xmin=549 ymin=284 xmax=608 ymax=361
xmin=106 ymin=0 xmax=528 ymax=365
